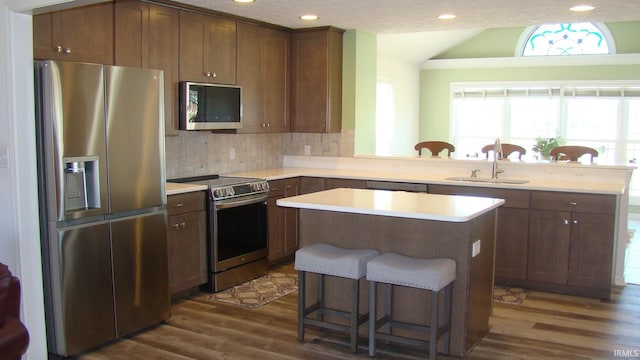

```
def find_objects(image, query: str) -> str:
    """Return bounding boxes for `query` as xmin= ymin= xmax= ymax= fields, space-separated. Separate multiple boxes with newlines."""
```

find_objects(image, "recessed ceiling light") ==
xmin=300 ymin=14 xmax=319 ymax=21
xmin=569 ymin=4 xmax=595 ymax=12
xmin=437 ymin=14 xmax=457 ymax=20
xmin=234 ymin=0 xmax=255 ymax=3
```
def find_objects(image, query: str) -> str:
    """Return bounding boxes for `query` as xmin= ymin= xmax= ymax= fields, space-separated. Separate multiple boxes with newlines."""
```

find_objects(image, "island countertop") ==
xmin=277 ymin=188 xmax=505 ymax=222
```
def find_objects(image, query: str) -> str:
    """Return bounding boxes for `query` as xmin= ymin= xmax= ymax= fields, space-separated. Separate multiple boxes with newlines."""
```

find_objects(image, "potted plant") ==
xmin=532 ymin=135 xmax=564 ymax=159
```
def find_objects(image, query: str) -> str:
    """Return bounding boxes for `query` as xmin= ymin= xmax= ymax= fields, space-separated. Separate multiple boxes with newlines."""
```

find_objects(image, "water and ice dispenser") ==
xmin=63 ymin=156 xmax=100 ymax=212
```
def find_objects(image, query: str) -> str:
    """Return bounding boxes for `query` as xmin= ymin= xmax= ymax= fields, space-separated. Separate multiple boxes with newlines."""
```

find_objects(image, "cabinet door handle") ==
xmin=564 ymin=219 xmax=569 ymax=225
xmin=172 ymin=223 xmax=180 ymax=228
xmin=568 ymin=201 xmax=577 ymax=206
xmin=64 ymin=48 xmax=71 ymax=54
xmin=180 ymin=222 xmax=186 ymax=227
xmin=573 ymin=220 xmax=578 ymax=224
xmin=56 ymin=45 xmax=63 ymax=53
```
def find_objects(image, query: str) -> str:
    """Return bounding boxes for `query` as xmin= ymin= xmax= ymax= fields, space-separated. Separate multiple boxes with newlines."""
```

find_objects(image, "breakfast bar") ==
xmin=278 ymin=188 xmax=505 ymax=356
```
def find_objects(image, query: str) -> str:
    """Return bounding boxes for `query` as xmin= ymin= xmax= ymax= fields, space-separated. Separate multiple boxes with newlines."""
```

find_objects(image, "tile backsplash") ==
xmin=165 ymin=129 xmax=354 ymax=179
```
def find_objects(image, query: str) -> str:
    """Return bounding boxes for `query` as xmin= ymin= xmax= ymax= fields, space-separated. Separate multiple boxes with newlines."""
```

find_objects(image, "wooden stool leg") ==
xmin=442 ymin=283 xmax=452 ymax=355
xmin=384 ymin=283 xmax=392 ymax=336
xmin=368 ymin=281 xmax=377 ymax=357
xmin=351 ymin=278 xmax=360 ymax=353
xmin=429 ymin=290 xmax=438 ymax=360
xmin=298 ymin=270 xmax=305 ymax=341
xmin=318 ymin=274 xmax=324 ymax=321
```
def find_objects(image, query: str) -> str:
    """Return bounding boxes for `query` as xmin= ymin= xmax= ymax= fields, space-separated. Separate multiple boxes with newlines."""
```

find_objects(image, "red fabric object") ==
xmin=0 ymin=263 xmax=29 ymax=360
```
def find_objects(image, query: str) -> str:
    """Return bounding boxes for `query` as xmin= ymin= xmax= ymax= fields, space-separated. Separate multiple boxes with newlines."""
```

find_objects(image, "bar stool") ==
xmin=367 ymin=253 xmax=456 ymax=360
xmin=295 ymin=243 xmax=380 ymax=352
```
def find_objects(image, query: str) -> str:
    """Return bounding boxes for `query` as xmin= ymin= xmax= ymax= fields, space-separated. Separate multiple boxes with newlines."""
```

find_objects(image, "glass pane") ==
xmin=523 ymin=23 xmax=610 ymax=56
xmin=453 ymin=98 xmax=503 ymax=137
xmin=565 ymin=98 xmax=618 ymax=140
xmin=375 ymin=82 xmax=394 ymax=156
xmin=509 ymin=97 xmax=561 ymax=137
xmin=628 ymin=100 xmax=640 ymax=140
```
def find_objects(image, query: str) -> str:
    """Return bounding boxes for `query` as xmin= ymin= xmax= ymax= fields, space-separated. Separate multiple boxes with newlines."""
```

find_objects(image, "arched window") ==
xmin=518 ymin=22 xmax=615 ymax=56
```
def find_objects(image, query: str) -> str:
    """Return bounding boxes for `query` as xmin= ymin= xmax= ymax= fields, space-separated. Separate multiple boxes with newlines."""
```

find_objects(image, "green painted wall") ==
xmin=435 ymin=27 xmax=523 ymax=59
xmin=419 ymin=21 xmax=640 ymax=141
xmin=342 ymin=31 xmax=357 ymax=130
xmin=348 ymin=30 xmax=377 ymax=155
xmin=435 ymin=21 xmax=640 ymax=59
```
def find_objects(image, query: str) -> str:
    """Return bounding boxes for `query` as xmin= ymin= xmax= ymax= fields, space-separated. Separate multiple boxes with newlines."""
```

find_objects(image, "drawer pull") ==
xmin=172 ymin=224 xmax=180 ymax=228
xmin=568 ymin=201 xmax=577 ymax=206
xmin=180 ymin=222 xmax=186 ymax=227
xmin=173 ymin=203 xmax=184 ymax=207
xmin=573 ymin=220 xmax=578 ymax=224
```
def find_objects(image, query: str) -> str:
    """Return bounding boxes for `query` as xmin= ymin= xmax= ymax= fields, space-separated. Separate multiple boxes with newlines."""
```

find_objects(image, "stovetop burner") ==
xmin=169 ymin=175 xmax=269 ymax=200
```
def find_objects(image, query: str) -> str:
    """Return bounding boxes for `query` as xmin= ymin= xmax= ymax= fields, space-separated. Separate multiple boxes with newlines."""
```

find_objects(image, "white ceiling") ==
xmin=174 ymin=0 xmax=640 ymax=63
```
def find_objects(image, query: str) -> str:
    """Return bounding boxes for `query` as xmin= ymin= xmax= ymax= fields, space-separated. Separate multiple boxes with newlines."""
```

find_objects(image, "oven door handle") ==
xmin=215 ymin=194 xmax=268 ymax=210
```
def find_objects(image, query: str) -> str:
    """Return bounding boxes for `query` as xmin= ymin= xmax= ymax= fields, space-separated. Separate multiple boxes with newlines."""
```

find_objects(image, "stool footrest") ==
xmin=372 ymin=318 xmax=450 ymax=341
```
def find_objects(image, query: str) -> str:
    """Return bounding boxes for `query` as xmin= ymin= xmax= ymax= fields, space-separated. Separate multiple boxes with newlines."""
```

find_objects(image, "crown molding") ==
xmin=421 ymin=53 xmax=640 ymax=70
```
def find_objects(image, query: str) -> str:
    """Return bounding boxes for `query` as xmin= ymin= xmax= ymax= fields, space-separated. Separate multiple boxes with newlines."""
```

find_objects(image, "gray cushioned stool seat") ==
xmin=295 ymin=243 xmax=379 ymax=279
xmin=295 ymin=243 xmax=379 ymax=353
xmin=367 ymin=253 xmax=456 ymax=360
xmin=366 ymin=253 xmax=455 ymax=291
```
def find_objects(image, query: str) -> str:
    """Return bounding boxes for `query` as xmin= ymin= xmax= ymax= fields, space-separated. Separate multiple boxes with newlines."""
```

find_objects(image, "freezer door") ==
xmin=105 ymin=66 xmax=166 ymax=213
xmin=36 ymin=60 xmax=109 ymax=221
xmin=111 ymin=211 xmax=170 ymax=336
xmin=45 ymin=220 xmax=116 ymax=356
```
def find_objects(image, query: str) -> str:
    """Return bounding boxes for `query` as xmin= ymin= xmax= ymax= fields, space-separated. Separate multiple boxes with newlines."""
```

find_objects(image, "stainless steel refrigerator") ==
xmin=34 ymin=60 xmax=170 ymax=357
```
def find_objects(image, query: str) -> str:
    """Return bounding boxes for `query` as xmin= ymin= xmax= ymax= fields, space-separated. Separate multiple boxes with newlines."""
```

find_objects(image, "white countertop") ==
xmin=227 ymin=167 xmax=626 ymax=195
xmin=277 ymin=188 xmax=505 ymax=222
xmin=166 ymin=182 xmax=208 ymax=196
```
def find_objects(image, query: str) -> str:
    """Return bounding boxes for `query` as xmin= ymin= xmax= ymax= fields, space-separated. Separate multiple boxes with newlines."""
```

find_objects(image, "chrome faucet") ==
xmin=492 ymin=138 xmax=504 ymax=179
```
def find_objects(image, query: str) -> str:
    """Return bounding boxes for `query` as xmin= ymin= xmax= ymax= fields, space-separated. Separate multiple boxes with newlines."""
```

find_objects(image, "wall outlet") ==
xmin=472 ymin=239 xmax=481 ymax=257
xmin=304 ymin=145 xmax=311 ymax=156
xmin=229 ymin=147 xmax=235 ymax=160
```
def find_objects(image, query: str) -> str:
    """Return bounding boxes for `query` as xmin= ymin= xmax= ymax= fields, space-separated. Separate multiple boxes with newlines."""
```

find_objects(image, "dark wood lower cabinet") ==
xmin=268 ymin=178 xmax=300 ymax=263
xmin=429 ymin=185 xmax=615 ymax=298
xmin=527 ymin=209 xmax=572 ymax=285
xmin=167 ymin=191 xmax=207 ymax=295
xmin=494 ymin=207 xmax=529 ymax=281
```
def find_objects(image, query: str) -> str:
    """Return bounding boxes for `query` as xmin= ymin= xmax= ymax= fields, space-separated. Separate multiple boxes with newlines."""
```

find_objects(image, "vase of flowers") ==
xmin=532 ymin=136 xmax=564 ymax=159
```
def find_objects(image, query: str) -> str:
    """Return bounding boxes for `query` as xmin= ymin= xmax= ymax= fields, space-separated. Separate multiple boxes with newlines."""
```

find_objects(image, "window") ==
xmin=376 ymin=81 xmax=395 ymax=156
xmin=452 ymin=82 xmax=640 ymax=201
xmin=520 ymin=23 xmax=613 ymax=56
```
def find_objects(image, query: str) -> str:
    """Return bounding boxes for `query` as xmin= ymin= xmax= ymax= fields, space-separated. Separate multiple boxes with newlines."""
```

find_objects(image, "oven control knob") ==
xmin=213 ymin=189 xmax=222 ymax=198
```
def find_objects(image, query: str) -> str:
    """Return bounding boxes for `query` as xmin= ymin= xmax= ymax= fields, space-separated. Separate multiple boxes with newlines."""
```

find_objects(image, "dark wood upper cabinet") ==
xmin=179 ymin=11 xmax=236 ymax=85
xmin=33 ymin=2 xmax=114 ymax=64
xmin=237 ymin=22 xmax=290 ymax=133
xmin=291 ymin=27 xmax=344 ymax=133
xmin=114 ymin=0 xmax=180 ymax=136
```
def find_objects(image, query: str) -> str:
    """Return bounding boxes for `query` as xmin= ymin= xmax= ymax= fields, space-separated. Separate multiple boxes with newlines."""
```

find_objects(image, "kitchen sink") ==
xmin=445 ymin=176 xmax=529 ymax=184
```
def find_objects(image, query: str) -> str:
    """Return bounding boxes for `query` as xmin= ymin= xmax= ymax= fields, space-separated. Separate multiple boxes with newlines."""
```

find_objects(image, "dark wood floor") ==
xmin=76 ymin=264 xmax=640 ymax=359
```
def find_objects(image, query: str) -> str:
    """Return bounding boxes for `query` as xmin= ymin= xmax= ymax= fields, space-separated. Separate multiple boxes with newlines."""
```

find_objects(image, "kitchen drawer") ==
xmin=167 ymin=191 xmax=206 ymax=216
xmin=530 ymin=191 xmax=615 ymax=214
xmin=268 ymin=179 xmax=286 ymax=198
xmin=429 ymin=184 xmax=530 ymax=209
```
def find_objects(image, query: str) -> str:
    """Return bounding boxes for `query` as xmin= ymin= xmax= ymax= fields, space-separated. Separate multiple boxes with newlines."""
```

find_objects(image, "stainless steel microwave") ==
xmin=179 ymin=82 xmax=242 ymax=130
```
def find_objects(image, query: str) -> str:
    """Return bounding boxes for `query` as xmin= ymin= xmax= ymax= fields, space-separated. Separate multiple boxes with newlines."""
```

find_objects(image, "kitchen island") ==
xmin=278 ymin=188 xmax=504 ymax=356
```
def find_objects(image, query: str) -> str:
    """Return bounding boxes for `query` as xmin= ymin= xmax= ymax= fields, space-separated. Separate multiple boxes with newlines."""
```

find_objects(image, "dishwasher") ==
xmin=366 ymin=180 xmax=428 ymax=192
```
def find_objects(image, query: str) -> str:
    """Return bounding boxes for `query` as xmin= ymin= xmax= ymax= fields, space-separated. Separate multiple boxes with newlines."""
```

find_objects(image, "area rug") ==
xmin=200 ymin=272 xmax=298 ymax=308
xmin=493 ymin=286 xmax=529 ymax=305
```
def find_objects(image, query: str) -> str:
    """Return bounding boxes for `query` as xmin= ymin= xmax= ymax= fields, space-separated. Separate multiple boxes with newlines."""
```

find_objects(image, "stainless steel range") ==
xmin=170 ymin=175 xmax=270 ymax=292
